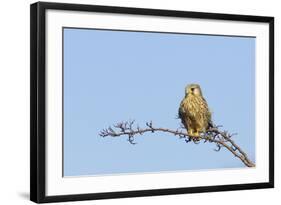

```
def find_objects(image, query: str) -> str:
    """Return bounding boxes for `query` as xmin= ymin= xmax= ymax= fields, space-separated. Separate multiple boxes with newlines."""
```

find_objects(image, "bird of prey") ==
xmin=178 ymin=84 xmax=212 ymax=137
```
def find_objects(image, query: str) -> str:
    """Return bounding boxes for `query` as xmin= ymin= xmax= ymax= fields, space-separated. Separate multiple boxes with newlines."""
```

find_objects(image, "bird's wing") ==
xmin=178 ymin=102 xmax=187 ymax=129
xmin=202 ymin=97 xmax=213 ymax=128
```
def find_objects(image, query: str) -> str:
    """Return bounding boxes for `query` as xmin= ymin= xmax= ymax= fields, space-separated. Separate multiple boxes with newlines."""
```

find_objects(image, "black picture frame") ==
xmin=30 ymin=1 xmax=274 ymax=203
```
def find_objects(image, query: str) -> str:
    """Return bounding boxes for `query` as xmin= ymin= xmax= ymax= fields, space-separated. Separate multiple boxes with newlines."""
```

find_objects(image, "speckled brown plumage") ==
xmin=179 ymin=84 xmax=211 ymax=136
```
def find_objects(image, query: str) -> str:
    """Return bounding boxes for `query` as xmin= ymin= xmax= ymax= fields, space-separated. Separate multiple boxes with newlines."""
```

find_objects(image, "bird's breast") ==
xmin=183 ymin=95 xmax=207 ymax=116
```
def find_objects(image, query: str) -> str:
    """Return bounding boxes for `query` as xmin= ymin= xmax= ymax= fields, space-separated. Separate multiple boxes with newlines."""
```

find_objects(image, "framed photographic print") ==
xmin=30 ymin=1 xmax=274 ymax=203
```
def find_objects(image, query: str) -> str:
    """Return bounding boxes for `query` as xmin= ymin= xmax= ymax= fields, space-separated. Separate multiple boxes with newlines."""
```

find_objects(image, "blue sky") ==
xmin=63 ymin=28 xmax=255 ymax=176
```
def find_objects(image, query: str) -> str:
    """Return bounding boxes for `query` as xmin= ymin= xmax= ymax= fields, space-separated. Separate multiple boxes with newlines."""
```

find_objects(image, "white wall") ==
xmin=0 ymin=0 xmax=279 ymax=204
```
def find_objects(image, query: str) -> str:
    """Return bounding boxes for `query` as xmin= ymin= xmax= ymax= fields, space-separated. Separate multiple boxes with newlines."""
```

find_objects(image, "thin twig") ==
xmin=99 ymin=120 xmax=255 ymax=167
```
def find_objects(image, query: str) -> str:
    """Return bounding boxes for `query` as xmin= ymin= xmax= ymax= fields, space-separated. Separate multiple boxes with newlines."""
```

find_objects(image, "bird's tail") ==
xmin=208 ymin=121 xmax=214 ymax=129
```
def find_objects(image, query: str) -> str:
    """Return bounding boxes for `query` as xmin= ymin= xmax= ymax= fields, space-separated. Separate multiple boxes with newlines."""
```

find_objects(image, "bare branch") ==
xmin=99 ymin=121 xmax=255 ymax=167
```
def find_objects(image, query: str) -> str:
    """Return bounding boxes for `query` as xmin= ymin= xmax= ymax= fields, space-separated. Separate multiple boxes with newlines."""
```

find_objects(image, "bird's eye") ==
xmin=191 ymin=88 xmax=194 ymax=91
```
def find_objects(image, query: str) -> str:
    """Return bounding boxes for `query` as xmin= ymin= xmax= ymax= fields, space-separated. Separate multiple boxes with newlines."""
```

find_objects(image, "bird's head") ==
xmin=185 ymin=84 xmax=202 ymax=96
